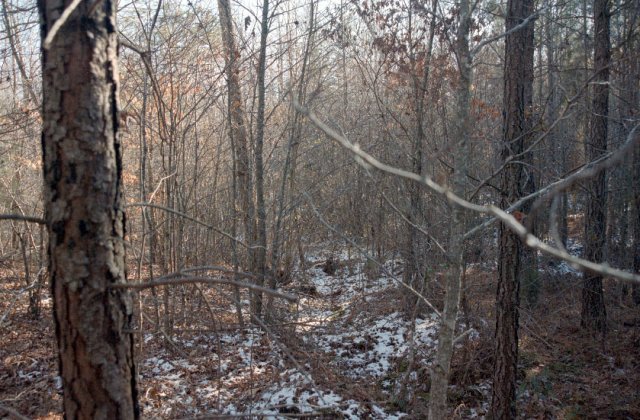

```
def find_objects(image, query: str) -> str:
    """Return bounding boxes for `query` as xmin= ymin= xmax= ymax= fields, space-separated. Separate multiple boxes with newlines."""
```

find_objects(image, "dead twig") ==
xmin=0 ymin=214 xmax=45 ymax=225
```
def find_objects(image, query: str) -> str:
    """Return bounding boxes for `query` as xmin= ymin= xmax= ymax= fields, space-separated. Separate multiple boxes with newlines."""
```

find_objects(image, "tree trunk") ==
xmin=39 ymin=0 xmax=139 ymax=418
xmin=622 ymin=4 xmax=640 ymax=305
xmin=217 ymin=0 xmax=257 ymax=314
xmin=269 ymin=0 xmax=316 ymax=294
xmin=491 ymin=0 xmax=535 ymax=416
xmin=427 ymin=0 xmax=470 ymax=417
xmin=581 ymin=0 xmax=609 ymax=333
xmin=633 ymin=136 xmax=640 ymax=304
xmin=403 ymin=0 xmax=438 ymax=313
xmin=253 ymin=0 xmax=270 ymax=319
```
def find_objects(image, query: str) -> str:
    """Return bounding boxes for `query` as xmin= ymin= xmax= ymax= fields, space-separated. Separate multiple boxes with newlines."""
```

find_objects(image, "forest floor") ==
xmin=1 ymin=246 xmax=639 ymax=419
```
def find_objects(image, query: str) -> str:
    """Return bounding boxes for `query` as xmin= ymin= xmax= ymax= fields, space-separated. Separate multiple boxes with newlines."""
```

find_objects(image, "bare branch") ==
xmin=465 ymin=123 xmax=639 ymax=238
xmin=110 ymin=276 xmax=298 ymax=302
xmin=0 ymin=214 xmax=45 ymax=225
xmin=125 ymin=202 xmax=251 ymax=249
xmin=471 ymin=8 xmax=542 ymax=56
xmin=43 ymin=0 xmax=82 ymax=50
xmin=294 ymin=102 xmax=640 ymax=284
xmin=0 ymin=404 xmax=30 ymax=420
xmin=304 ymin=192 xmax=442 ymax=317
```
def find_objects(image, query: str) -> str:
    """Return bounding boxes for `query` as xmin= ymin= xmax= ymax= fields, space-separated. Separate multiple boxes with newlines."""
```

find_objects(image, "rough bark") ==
xmin=38 ymin=0 xmax=139 ymax=418
xmin=622 ymin=5 xmax=639 ymax=305
xmin=581 ymin=0 xmax=609 ymax=333
xmin=491 ymin=0 xmax=535 ymax=416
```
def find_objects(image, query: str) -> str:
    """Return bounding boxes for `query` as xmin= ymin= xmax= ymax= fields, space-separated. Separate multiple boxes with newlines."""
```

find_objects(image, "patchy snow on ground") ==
xmin=311 ymin=311 xmax=438 ymax=378
xmin=137 ymin=251 xmax=456 ymax=418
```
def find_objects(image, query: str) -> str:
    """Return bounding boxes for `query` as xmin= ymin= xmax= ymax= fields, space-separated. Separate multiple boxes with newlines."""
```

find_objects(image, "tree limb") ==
xmin=0 ymin=214 xmax=45 ymax=225
xmin=110 ymin=276 xmax=298 ymax=302
xmin=294 ymin=102 xmax=640 ymax=284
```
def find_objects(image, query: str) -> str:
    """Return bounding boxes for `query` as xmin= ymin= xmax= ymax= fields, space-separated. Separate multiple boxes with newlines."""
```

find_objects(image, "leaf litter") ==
xmin=3 ymin=245 xmax=638 ymax=418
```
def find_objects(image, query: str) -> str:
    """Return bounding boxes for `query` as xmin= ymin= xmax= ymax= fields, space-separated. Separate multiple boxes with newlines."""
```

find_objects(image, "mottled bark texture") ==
xmin=491 ymin=0 xmax=534 ymax=416
xmin=38 ymin=0 xmax=139 ymax=418
xmin=581 ymin=0 xmax=609 ymax=332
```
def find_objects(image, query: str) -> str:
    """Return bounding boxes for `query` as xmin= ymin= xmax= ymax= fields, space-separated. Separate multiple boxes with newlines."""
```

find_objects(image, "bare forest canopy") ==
xmin=0 ymin=0 xmax=639 ymax=418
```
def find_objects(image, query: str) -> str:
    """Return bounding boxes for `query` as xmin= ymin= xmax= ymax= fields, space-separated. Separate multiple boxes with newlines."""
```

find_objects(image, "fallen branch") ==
xmin=0 ymin=404 xmax=30 ymax=420
xmin=110 ymin=276 xmax=298 ymax=302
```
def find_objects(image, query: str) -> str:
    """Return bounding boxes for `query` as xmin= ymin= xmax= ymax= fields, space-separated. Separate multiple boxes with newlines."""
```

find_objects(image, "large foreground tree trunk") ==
xmin=581 ymin=0 xmax=609 ymax=332
xmin=39 ymin=0 xmax=140 ymax=417
xmin=491 ymin=0 xmax=535 ymax=416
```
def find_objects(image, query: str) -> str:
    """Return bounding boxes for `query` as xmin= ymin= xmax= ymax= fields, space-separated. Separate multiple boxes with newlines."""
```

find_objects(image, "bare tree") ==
xmin=253 ymin=0 xmax=270 ymax=318
xmin=39 ymin=0 xmax=139 ymax=417
xmin=217 ymin=0 xmax=257 ymax=317
xmin=428 ymin=0 xmax=472 ymax=416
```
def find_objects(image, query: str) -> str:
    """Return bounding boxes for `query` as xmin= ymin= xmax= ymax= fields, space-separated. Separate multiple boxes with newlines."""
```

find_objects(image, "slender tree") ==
xmin=253 ymin=0 xmax=270 ymax=318
xmin=38 ymin=0 xmax=139 ymax=417
xmin=403 ymin=0 xmax=438 ymax=312
xmin=491 ymin=0 xmax=535 ymax=416
xmin=217 ymin=0 xmax=257 ymax=316
xmin=581 ymin=0 xmax=610 ymax=332
xmin=427 ymin=0 xmax=471 ymax=417
xmin=633 ymin=134 xmax=640 ymax=304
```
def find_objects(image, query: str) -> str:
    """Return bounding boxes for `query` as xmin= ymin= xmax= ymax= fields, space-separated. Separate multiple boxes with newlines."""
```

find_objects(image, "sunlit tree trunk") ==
xmin=270 ymin=0 xmax=317 ymax=297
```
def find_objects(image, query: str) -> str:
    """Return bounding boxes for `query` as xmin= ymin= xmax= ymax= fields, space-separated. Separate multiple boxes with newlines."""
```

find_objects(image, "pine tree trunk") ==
xmin=633 ymin=137 xmax=640 ymax=304
xmin=39 ymin=0 xmax=139 ymax=417
xmin=491 ymin=0 xmax=535 ymax=416
xmin=581 ymin=0 xmax=609 ymax=332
